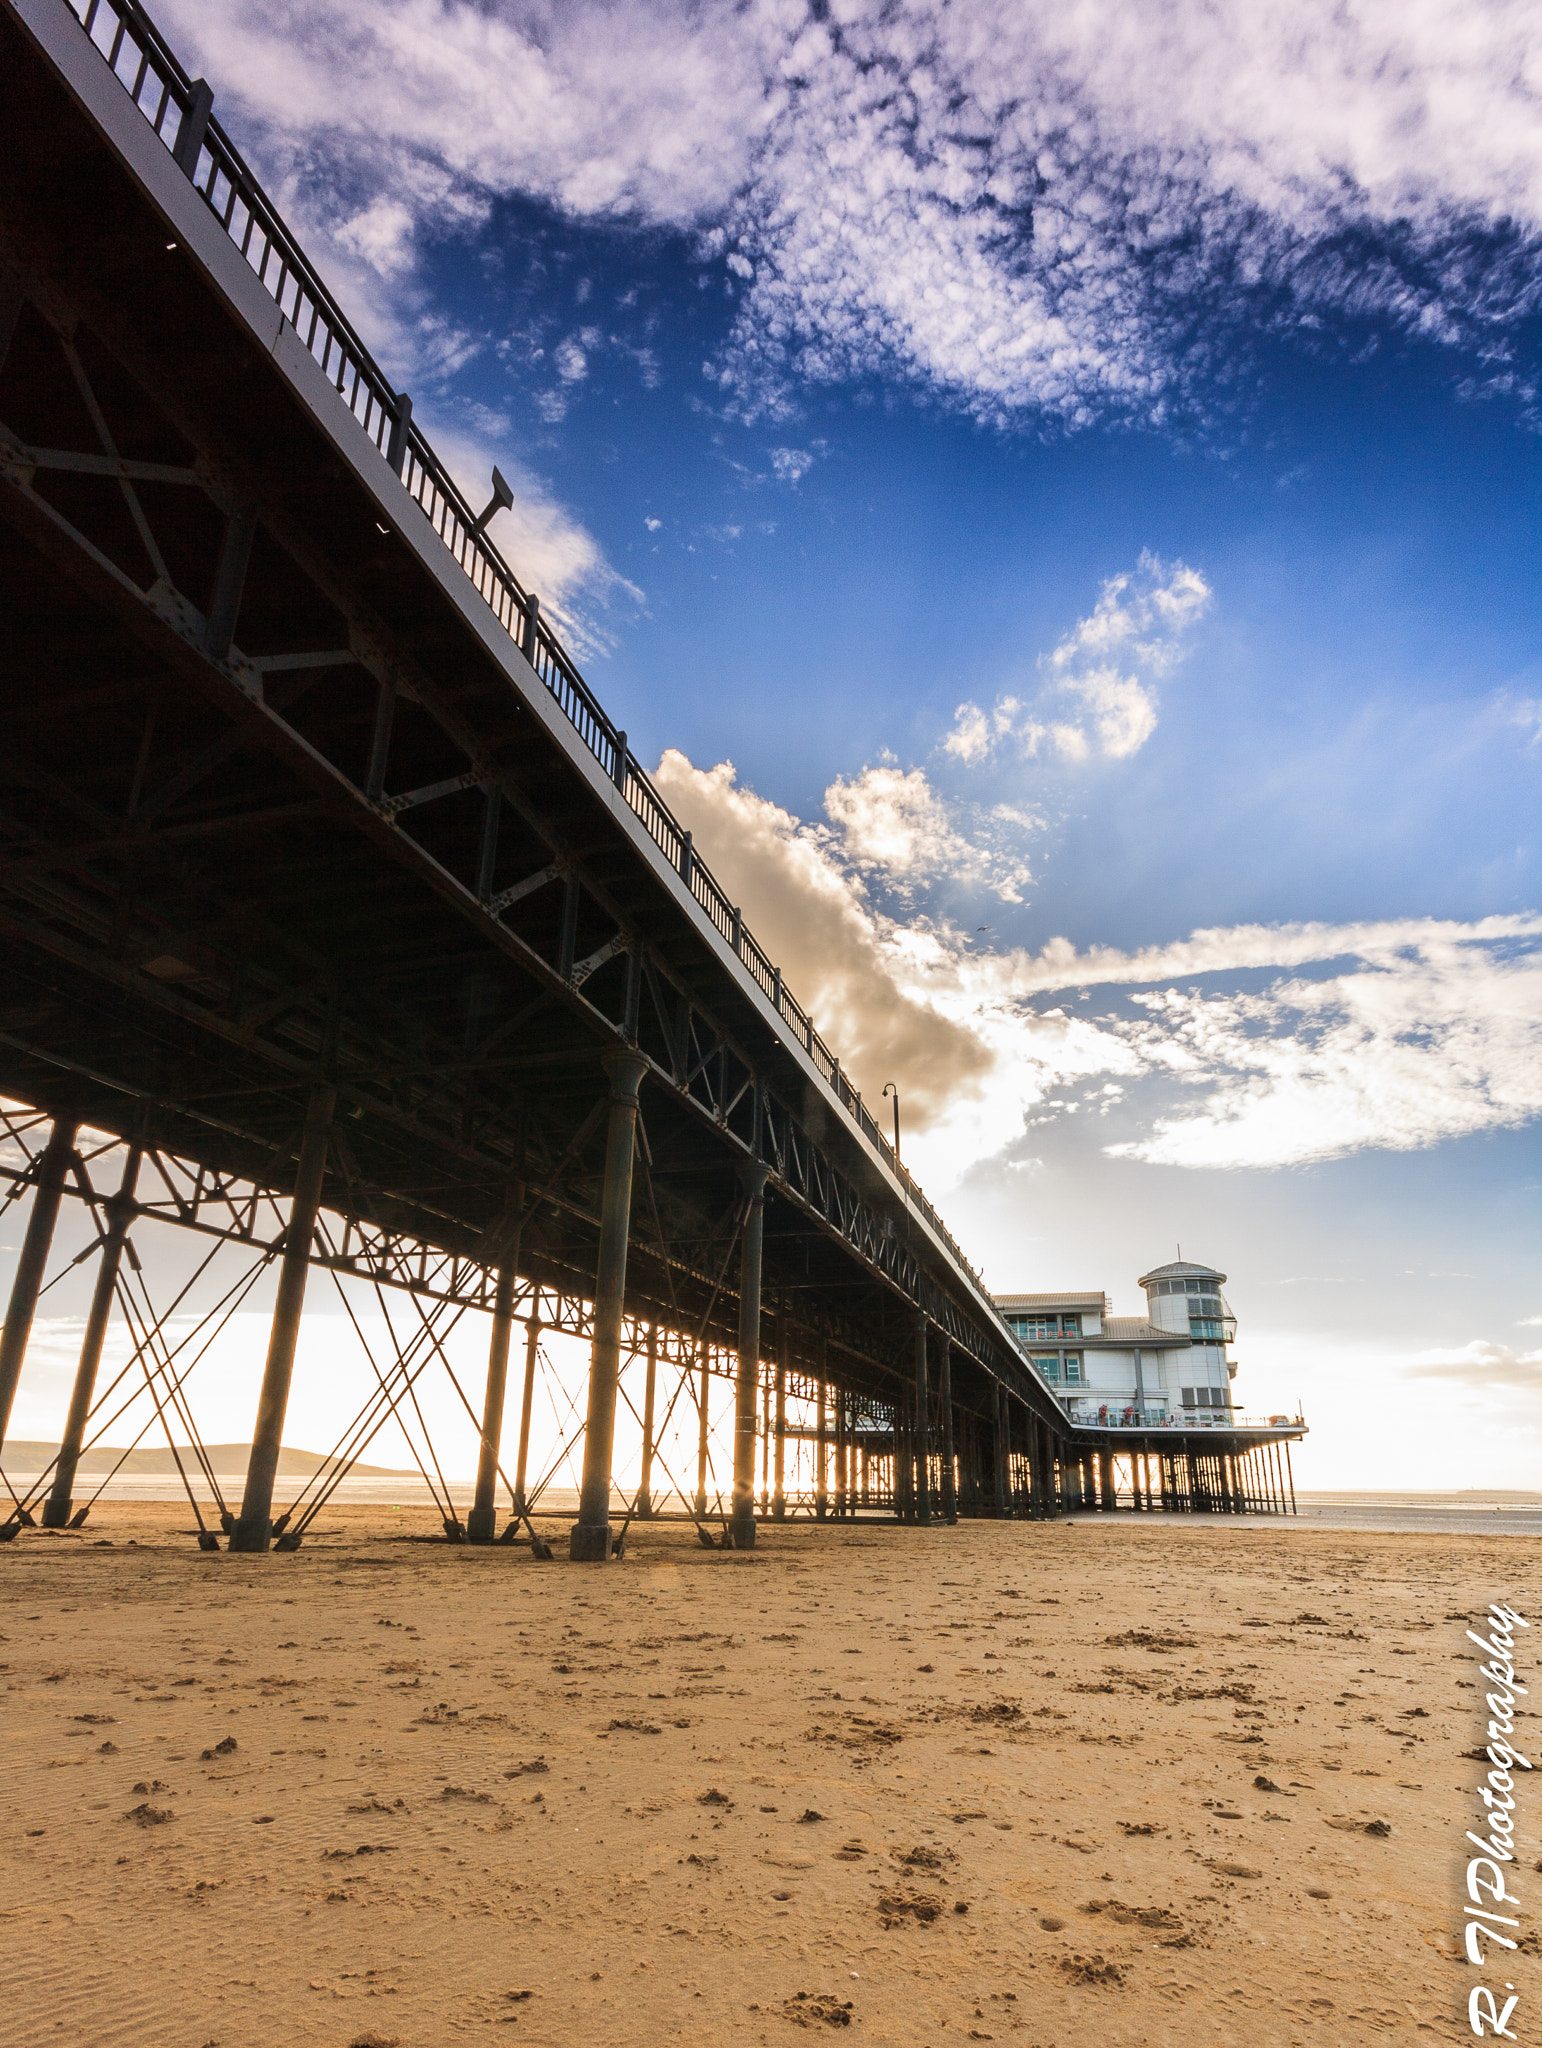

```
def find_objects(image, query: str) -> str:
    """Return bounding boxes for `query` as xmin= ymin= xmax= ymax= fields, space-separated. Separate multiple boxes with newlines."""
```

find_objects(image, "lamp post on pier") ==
xmin=882 ymin=1082 xmax=901 ymax=1161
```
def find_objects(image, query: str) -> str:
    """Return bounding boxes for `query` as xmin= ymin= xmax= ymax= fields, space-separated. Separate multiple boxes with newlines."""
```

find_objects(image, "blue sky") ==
xmin=60 ymin=0 xmax=1542 ymax=1487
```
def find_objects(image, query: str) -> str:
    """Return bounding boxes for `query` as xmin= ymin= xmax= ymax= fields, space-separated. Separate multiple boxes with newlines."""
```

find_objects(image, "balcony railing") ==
xmin=57 ymin=0 xmax=995 ymax=1305
xmin=1069 ymin=1411 xmax=1304 ymax=1432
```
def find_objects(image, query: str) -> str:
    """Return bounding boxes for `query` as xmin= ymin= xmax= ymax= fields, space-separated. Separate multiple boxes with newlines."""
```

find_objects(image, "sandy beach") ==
xmin=1 ymin=1503 xmax=1535 ymax=2047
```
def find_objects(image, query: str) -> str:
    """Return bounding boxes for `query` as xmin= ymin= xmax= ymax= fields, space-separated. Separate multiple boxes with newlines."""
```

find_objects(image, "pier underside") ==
xmin=0 ymin=0 xmax=1302 ymax=1558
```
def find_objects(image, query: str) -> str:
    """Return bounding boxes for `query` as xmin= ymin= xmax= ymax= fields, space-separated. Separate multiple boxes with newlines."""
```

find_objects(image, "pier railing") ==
xmin=1067 ymin=1411 xmax=1304 ymax=1433
xmin=58 ymin=0 xmax=989 ymax=1298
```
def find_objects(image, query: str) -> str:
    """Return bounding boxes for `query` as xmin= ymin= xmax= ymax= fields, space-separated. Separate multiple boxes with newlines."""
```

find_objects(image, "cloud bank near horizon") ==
xmin=156 ymin=0 xmax=1542 ymax=430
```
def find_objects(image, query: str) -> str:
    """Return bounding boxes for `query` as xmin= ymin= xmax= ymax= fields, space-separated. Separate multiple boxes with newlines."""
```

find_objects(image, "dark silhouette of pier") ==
xmin=0 ymin=0 xmax=1303 ymax=1554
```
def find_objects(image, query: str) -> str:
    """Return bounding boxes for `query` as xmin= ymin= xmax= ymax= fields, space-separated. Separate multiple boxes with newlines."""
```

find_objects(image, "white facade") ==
xmin=994 ymin=1259 xmax=1240 ymax=1426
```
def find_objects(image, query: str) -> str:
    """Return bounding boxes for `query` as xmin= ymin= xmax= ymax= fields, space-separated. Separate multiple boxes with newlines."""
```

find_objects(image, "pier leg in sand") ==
xmin=230 ymin=1088 xmax=334 ymax=1553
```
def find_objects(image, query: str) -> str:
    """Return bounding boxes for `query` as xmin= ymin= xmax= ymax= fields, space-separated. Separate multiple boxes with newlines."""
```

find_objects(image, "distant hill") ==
xmin=0 ymin=1442 xmax=418 ymax=1478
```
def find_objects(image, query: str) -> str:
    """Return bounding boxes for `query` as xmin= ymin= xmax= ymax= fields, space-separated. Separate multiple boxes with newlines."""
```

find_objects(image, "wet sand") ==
xmin=1 ymin=1502 xmax=1535 ymax=2046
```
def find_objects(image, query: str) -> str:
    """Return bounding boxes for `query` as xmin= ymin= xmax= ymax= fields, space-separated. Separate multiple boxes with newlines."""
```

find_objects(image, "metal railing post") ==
xmin=385 ymin=391 xmax=414 ymax=476
xmin=171 ymin=77 xmax=212 ymax=180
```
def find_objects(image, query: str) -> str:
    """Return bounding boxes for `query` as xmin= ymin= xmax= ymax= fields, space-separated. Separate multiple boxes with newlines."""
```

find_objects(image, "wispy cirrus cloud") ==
xmin=946 ymin=551 xmax=1211 ymax=765
xmin=154 ymin=0 xmax=1542 ymax=431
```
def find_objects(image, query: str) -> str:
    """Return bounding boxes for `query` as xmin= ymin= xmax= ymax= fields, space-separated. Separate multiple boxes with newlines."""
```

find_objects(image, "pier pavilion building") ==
xmin=994 ymin=1258 xmax=1239 ymax=1428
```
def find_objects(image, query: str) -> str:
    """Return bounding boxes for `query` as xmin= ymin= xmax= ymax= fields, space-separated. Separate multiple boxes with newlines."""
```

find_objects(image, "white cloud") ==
xmin=970 ymin=911 xmax=1542 ymax=996
xmin=554 ymin=333 xmax=595 ymax=383
xmin=648 ymin=749 xmax=1542 ymax=1181
xmin=1404 ymin=1340 xmax=1542 ymax=1390
xmin=769 ymin=446 xmax=818 ymax=484
xmin=152 ymin=0 xmax=1542 ymax=429
xmin=711 ymin=2 xmax=1542 ymax=423
xmin=155 ymin=0 xmax=769 ymax=223
xmin=946 ymin=552 xmax=1211 ymax=765
xmin=1101 ymin=927 xmax=1542 ymax=1167
xmin=1502 ymin=693 xmax=1542 ymax=745
xmin=651 ymin=751 xmax=996 ymax=1128
xmin=823 ymin=764 xmax=1033 ymax=902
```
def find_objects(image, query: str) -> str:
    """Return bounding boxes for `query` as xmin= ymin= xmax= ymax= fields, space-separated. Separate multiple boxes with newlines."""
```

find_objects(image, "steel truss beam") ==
xmin=0 ymin=242 xmax=1055 ymax=1432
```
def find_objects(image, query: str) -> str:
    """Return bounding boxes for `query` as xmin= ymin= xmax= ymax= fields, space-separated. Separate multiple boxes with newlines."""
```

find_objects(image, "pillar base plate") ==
xmin=569 ymin=1521 xmax=612 ymax=1562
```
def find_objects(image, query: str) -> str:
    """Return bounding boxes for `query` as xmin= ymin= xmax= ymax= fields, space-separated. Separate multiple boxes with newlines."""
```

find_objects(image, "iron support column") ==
xmin=815 ymin=1338 xmax=828 ymax=1520
xmin=729 ymin=1161 xmax=768 ymax=1548
xmin=231 ymin=1088 xmax=335 ymax=1552
xmin=893 ymin=1398 xmax=912 ymax=1521
xmin=772 ymin=1319 xmax=787 ymax=1520
xmin=760 ymin=1365 xmax=771 ymax=1513
xmin=512 ymin=1317 xmax=540 ymax=1515
xmin=638 ymin=1323 xmax=658 ymax=1517
xmin=1038 ymin=1417 xmax=1054 ymax=1518
xmin=43 ymin=1145 xmax=142 ymax=1529
xmin=571 ymin=1050 xmax=648 ymax=1560
xmin=992 ymin=1383 xmax=1009 ymax=1516
xmin=834 ymin=1386 xmax=847 ymax=1518
xmin=0 ymin=1115 xmax=78 ymax=1456
xmin=468 ymin=1207 xmax=521 ymax=1543
xmin=912 ymin=1315 xmax=931 ymax=1526
xmin=936 ymin=1331 xmax=956 ymax=1524
xmin=695 ymin=1340 xmax=710 ymax=1514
